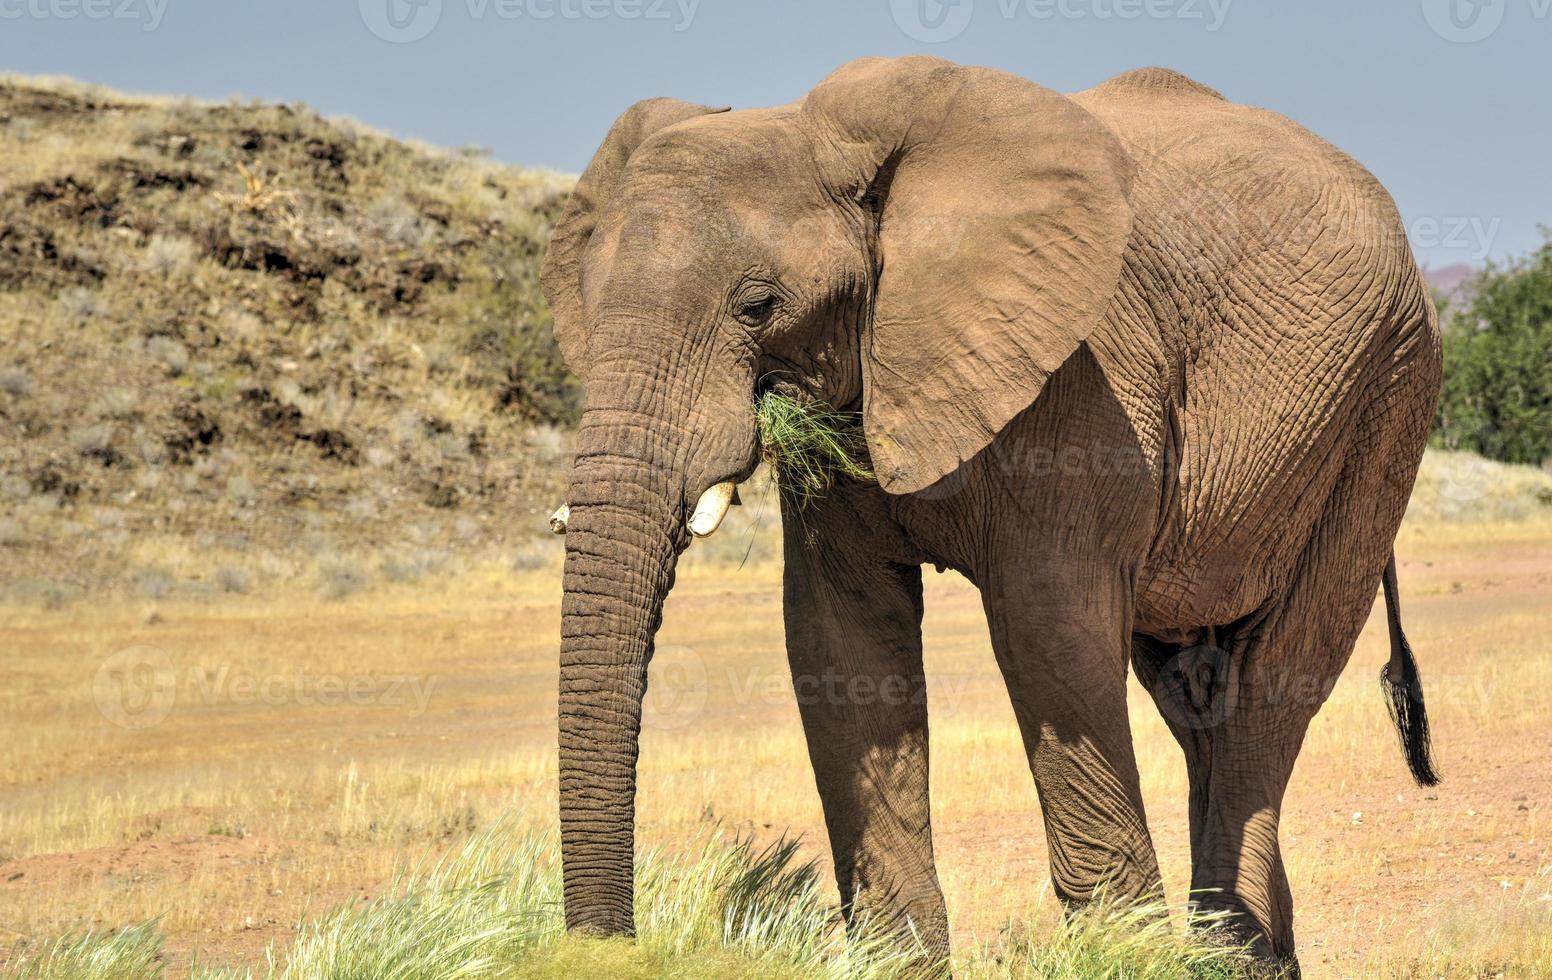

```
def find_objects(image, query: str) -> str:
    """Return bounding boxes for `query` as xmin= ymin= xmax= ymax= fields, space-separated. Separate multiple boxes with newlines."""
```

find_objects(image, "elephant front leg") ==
xmin=983 ymin=556 xmax=1163 ymax=907
xmin=782 ymin=509 xmax=949 ymax=967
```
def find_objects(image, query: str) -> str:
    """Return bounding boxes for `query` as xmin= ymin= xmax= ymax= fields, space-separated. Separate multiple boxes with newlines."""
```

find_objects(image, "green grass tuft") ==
xmin=1 ymin=921 xmax=166 ymax=980
xmin=3 ymin=828 xmax=1261 ymax=979
xmin=754 ymin=393 xmax=874 ymax=503
xmin=963 ymin=892 xmax=1254 ymax=979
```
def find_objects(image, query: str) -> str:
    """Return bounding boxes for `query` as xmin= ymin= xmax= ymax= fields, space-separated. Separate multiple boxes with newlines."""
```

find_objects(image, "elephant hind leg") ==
xmin=1136 ymin=505 xmax=1405 ymax=970
xmin=1135 ymin=330 xmax=1435 ymax=973
xmin=1134 ymin=622 xmax=1307 ymax=964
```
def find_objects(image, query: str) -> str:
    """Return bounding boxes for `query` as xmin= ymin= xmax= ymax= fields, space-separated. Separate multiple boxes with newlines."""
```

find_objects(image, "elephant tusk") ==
xmin=549 ymin=504 xmax=570 ymax=535
xmin=688 ymin=482 xmax=736 ymax=538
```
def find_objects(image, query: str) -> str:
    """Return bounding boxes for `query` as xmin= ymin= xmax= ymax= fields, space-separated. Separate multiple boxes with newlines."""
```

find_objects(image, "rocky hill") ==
xmin=0 ymin=76 xmax=582 ymax=603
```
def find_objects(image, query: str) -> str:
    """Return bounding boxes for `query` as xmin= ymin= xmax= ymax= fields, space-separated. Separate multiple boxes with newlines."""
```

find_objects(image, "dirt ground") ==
xmin=1 ymin=525 xmax=1549 ymax=977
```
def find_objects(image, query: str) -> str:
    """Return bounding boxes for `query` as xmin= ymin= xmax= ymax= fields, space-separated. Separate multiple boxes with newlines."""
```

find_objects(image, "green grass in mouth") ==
xmin=754 ymin=393 xmax=875 ymax=503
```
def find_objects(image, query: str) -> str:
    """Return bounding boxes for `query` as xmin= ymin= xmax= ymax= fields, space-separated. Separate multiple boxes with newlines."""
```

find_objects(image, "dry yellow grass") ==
xmin=2 ymin=459 xmax=1550 ymax=977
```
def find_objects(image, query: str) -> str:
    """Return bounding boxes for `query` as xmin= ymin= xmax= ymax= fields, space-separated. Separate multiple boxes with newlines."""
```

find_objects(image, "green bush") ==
xmin=1434 ymin=237 xmax=1552 ymax=466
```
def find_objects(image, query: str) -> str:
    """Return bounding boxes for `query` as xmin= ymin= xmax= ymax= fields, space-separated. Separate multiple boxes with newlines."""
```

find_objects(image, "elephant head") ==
xmin=539 ymin=55 xmax=1135 ymax=935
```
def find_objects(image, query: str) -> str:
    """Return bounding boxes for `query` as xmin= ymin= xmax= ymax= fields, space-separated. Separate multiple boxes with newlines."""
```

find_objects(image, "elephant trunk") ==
xmin=556 ymin=394 xmax=688 ymax=935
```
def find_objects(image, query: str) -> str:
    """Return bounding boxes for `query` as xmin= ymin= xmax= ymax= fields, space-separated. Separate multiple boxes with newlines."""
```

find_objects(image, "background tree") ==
xmin=1434 ymin=235 xmax=1552 ymax=466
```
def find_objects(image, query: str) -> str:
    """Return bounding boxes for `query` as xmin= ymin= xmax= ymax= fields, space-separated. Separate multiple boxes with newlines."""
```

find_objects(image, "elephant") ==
xmin=539 ymin=55 xmax=1440 ymax=974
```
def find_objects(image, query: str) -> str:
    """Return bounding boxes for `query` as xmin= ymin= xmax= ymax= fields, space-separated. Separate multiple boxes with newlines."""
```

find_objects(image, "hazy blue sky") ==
xmin=1 ymin=0 xmax=1544 ymax=267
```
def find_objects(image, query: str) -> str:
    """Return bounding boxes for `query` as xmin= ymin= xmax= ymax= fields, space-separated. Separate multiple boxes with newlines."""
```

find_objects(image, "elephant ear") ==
xmin=540 ymin=98 xmax=729 ymax=382
xmin=803 ymin=57 xmax=1135 ymax=494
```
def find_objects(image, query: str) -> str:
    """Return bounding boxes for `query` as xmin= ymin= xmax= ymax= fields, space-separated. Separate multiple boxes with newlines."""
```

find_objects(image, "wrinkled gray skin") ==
xmin=539 ymin=56 xmax=1440 ymax=975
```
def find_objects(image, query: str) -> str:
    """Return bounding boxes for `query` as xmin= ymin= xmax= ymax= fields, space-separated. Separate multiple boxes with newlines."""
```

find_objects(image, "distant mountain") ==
xmin=1423 ymin=262 xmax=1477 ymax=303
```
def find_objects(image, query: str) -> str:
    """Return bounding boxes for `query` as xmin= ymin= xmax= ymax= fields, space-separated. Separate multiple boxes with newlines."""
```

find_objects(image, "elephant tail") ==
xmin=1379 ymin=553 xmax=1440 ymax=786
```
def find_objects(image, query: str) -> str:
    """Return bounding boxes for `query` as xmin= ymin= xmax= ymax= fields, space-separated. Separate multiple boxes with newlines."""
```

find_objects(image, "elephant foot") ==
xmin=1244 ymin=953 xmax=1301 ymax=980
xmin=1191 ymin=905 xmax=1299 ymax=979
xmin=845 ymin=902 xmax=951 ymax=979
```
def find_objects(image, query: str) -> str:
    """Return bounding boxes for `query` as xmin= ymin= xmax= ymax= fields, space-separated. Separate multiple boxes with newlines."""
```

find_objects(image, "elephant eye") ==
xmin=733 ymin=292 xmax=779 ymax=327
